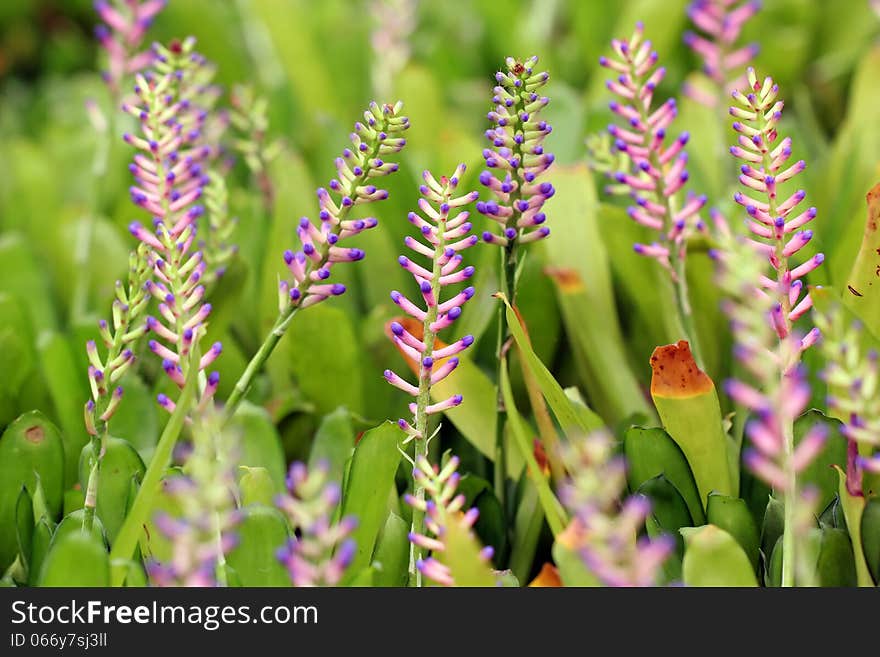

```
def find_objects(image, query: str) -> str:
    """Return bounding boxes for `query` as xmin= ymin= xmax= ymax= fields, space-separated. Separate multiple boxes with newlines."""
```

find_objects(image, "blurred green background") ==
xmin=1 ymin=0 xmax=879 ymax=500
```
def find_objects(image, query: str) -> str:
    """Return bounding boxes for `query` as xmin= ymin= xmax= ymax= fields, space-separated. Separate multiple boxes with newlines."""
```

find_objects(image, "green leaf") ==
xmin=371 ymin=512 xmax=409 ymax=588
xmin=79 ymin=436 xmax=146 ymax=544
xmin=681 ymin=525 xmax=758 ymax=587
xmin=0 ymin=411 xmax=65 ymax=572
xmin=498 ymin=293 xmax=604 ymax=435
xmin=637 ymin=474 xmax=693 ymax=582
xmin=760 ymin=495 xmax=785 ymax=575
xmin=794 ymin=410 xmax=848 ymax=511
xmin=0 ymin=232 xmax=57 ymax=331
xmin=650 ymin=343 xmax=735 ymax=504
xmin=37 ymin=531 xmax=109 ymax=587
xmin=239 ymin=467 xmax=277 ymax=507
xmin=308 ymin=406 xmax=355 ymax=486
xmin=101 ymin=374 xmax=159 ymax=465
xmin=14 ymin=487 xmax=33 ymax=577
xmin=499 ymin=360 xmax=567 ymax=537
xmin=27 ymin=519 xmax=53 ymax=586
xmin=436 ymin=514 xmax=496 ymax=587
xmin=229 ymin=402 xmax=287 ymax=493
xmin=36 ymin=330 xmax=87 ymax=488
xmin=860 ymin=497 xmax=880 ymax=584
xmin=52 ymin=509 xmax=106 ymax=548
xmin=815 ymin=528 xmax=857 ymax=587
xmin=288 ymin=304 xmax=364 ymax=416
xmin=340 ymin=421 xmax=403 ymax=577
xmin=540 ymin=164 xmax=652 ymax=424
xmin=458 ymin=475 xmax=507 ymax=565
xmin=834 ymin=466 xmax=875 ymax=586
xmin=706 ymin=493 xmax=760 ymax=573
xmin=226 ymin=504 xmax=291 ymax=587
xmin=624 ymin=426 xmax=706 ymax=525
xmin=552 ymin=539 xmax=599 ymax=587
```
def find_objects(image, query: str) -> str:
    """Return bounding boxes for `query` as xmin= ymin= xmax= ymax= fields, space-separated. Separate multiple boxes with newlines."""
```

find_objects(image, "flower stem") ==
xmin=781 ymin=417 xmax=796 ymax=587
xmin=493 ymin=240 xmax=518 ymax=517
xmin=109 ymin=352 xmax=200 ymax=586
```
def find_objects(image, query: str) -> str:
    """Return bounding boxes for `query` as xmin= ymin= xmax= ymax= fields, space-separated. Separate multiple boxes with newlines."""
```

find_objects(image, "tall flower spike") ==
xmin=384 ymin=166 xmax=478 ymax=586
xmin=275 ymin=462 xmax=357 ymax=587
xmin=281 ymin=101 xmax=409 ymax=310
xmin=815 ymin=306 xmax=880 ymax=496
xmin=94 ymin=0 xmax=166 ymax=95
xmin=230 ymin=85 xmax=280 ymax=214
xmin=601 ymin=23 xmax=706 ymax=356
xmin=384 ymin=165 xmax=479 ymax=443
xmin=683 ymin=1 xmax=761 ymax=107
xmin=123 ymin=38 xmax=222 ymax=412
xmin=405 ymin=455 xmax=494 ymax=587
xmin=147 ymin=411 xmax=241 ymax=587
xmin=478 ymin=55 xmax=554 ymax=248
xmin=557 ymin=430 xmax=673 ymax=587
xmin=728 ymin=67 xmax=822 ymax=364
xmin=201 ymin=170 xmax=238 ymax=285
xmin=715 ymin=232 xmax=825 ymax=587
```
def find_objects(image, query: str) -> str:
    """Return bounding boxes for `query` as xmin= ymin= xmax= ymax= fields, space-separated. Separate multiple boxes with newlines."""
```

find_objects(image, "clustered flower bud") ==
xmin=94 ymin=0 xmax=166 ymax=95
xmin=279 ymin=102 xmax=409 ymax=310
xmin=683 ymin=0 xmax=761 ymax=107
xmin=601 ymin=23 xmax=707 ymax=275
xmin=405 ymin=455 xmax=493 ymax=586
xmin=478 ymin=56 xmax=554 ymax=248
xmin=384 ymin=166 xmax=479 ymax=442
xmin=275 ymin=462 xmax=357 ymax=587
xmin=558 ymin=431 xmax=672 ymax=587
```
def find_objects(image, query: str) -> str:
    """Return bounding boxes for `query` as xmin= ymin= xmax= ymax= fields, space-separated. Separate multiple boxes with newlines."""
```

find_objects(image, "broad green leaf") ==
xmin=0 ymin=232 xmax=57 ymax=331
xmin=52 ymin=509 xmax=106 ymax=548
xmin=860 ymin=498 xmax=880 ymax=584
xmin=288 ymin=304 xmax=364 ymax=416
xmin=650 ymin=341 xmax=735 ymax=504
xmin=499 ymin=294 xmax=604 ymax=435
xmin=0 ymin=294 xmax=35 ymax=406
xmin=228 ymin=402 xmax=287 ymax=493
xmin=706 ymin=493 xmax=760 ymax=573
xmin=794 ymin=410 xmax=848 ymax=511
xmin=308 ymin=406 xmax=355 ymax=486
xmin=638 ymin=474 xmax=693 ymax=582
xmin=27 ymin=519 xmax=53 ymax=586
xmin=36 ymin=330 xmax=88 ymax=488
xmin=540 ymin=164 xmax=651 ymax=424
xmin=834 ymin=466 xmax=874 ymax=586
xmin=371 ymin=512 xmax=409 ymax=588
xmin=552 ymin=539 xmax=599 ymax=587
xmin=0 ymin=411 xmax=65 ymax=572
xmin=509 ymin=478 xmax=544 ymax=585
xmin=109 ymin=374 xmax=159 ymax=464
xmin=437 ymin=515 xmax=496 ymax=587
xmin=842 ymin=182 xmax=880 ymax=336
xmin=78 ymin=436 xmax=146 ymax=544
xmin=37 ymin=531 xmax=109 ymax=587
xmin=681 ymin=525 xmax=758 ymax=587
xmin=760 ymin=496 xmax=785 ymax=573
xmin=815 ymin=528 xmax=857 ymax=587
xmin=340 ymin=421 xmax=403 ymax=576
xmin=239 ymin=467 xmax=276 ymax=507
xmin=624 ymin=426 xmax=706 ymax=525
xmin=226 ymin=504 xmax=291 ymax=587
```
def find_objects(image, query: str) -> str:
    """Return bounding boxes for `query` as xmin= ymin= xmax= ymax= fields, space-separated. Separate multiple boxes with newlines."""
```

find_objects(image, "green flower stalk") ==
xmin=81 ymin=244 xmax=152 ymax=532
xmin=225 ymin=101 xmax=409 ymax=415
xmin=384 ymin=165 xmax=479 ymax=585
xmin=230 ymin=85 xmax=280 ymax=217
xmin=477 ymin=55 xmax=555 ymax=508
xmin=815 ymin=307 xmax=880 ymax=496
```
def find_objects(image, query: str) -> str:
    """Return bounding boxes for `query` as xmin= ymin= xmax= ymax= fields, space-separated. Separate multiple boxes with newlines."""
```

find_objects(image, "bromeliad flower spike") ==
xmin=225 ymin=101 xmax=409 ymax=414
xmin=558 ymin=431 xmax=672 ymax=587
xmin=124 ymin=38 xmax=223 ymax=414
xmin=683 ymin=0 xmax=761 ymax=107
xmin=601 ymin=23 xmax=707 ymax=359
xmin=275 ymin=462 xmax=357 ymax=587
xmin=728 ymin=67 xmax=822 ymax=362
xmin=715 ymin=232 xmax=826 ymax=588
xmin=94 ymin=0 xmax=167 ymax=95
xmin=383 ymin=165 xmax=478 ymax=585
xmin=478 ymin=55 xmax=554 ymax=505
